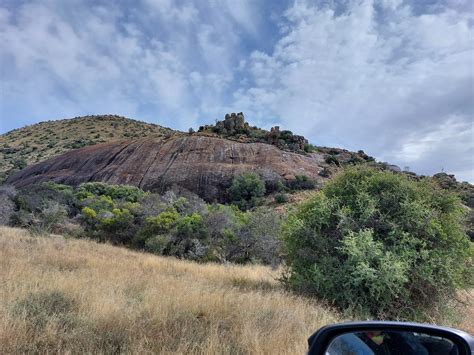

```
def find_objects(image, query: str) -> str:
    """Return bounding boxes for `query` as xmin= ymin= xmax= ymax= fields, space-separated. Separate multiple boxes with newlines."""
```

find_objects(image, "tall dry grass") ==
xmin=0 ymin=227 xmax=339 ymax=354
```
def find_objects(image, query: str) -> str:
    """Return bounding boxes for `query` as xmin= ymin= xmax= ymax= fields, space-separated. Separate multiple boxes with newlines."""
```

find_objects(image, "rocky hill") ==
xmin=0 ymin=115 xmax=174 ymax=182
xmin=5 ymin=113 xmax=383 ymax=202
xmin=6 ymin=134 xmax=326 ymax=202
xmin=3 ymin=112 xmax=472 ymax=209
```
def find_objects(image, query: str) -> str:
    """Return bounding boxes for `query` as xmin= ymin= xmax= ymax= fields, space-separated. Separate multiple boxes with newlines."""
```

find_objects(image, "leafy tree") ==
xmin=228 ymin=172 xmax=266 ymax=210
xmin=283 ymin=166 xmax=473 ymax=320
xmin=143 ymin=210 xmax=179 ymax=236
xmin=133 ymin=209 xmax=179 ymax=247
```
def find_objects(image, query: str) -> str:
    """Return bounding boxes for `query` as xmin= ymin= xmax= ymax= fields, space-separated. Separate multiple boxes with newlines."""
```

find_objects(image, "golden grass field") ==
xmin=0 ymin=226 xmax=339 ymax=354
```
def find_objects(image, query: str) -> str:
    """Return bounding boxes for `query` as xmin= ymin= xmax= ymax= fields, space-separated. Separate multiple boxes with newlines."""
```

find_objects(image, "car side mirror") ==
xmin=308 ymin=321 xmax=473 ymax=355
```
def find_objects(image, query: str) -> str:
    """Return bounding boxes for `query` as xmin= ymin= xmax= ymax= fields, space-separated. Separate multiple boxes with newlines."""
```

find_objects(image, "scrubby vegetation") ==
xmin=432 ymin=172 xmax=474 ymax=241
xmin=0 ymin=226 xmax=338 ymax=353
xmin=0 ymin=115 xmax=173 ymax=183
xmin=198 ymin=113 xmax=311 ymax=153
xmin=1 ymin=166 xmax=472 ymax=324
xmin=283 ymin=166 xmax=473 ymax=321
xmin=228 ymin=172 xmax=266 ymax=210
xmin=6 ymin=181 xmax=283 ymax=265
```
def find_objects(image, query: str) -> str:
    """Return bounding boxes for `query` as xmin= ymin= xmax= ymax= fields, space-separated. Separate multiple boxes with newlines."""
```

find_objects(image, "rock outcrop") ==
xmin=7 ymin=135 xmax=325 ymax=202
xmin=198 ymin=113 xmax=310 ymax=153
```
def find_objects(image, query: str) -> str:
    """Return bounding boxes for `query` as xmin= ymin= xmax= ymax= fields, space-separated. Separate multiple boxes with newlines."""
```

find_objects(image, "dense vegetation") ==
xmin=1 ymin=166 xmax=472 ymax=325
xmin=283 ymin=166 xmax=473 ymax=321
xmin=2 ymin=181 xmax=283 ymax=265
xmin=228 ymin=172 xmax=267 ymax=210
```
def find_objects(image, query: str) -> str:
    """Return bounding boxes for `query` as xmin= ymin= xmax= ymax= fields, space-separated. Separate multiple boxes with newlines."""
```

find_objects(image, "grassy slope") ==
xmin=0 ymin=227 xmax=339 ymax=353
xmin=0 ymin=115 xmax=175 ymax=177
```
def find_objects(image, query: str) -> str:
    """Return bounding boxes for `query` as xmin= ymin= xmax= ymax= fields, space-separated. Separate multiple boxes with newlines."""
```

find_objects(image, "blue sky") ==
xmin=0 ymin=0 xmax=473 ymax=182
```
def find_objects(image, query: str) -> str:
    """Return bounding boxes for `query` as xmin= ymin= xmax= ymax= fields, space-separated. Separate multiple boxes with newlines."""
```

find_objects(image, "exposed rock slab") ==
xmin=7 ymin=135 xmax=325 ymax=202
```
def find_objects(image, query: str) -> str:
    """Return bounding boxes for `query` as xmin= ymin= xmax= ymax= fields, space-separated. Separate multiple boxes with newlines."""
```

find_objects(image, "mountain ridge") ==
xmin=0 ymin=114 xmax=175 ymax=182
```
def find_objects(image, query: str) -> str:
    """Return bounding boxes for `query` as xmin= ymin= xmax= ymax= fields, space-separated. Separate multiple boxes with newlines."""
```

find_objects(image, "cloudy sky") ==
xmin=1 ymin=0 xmax=473 ymax=182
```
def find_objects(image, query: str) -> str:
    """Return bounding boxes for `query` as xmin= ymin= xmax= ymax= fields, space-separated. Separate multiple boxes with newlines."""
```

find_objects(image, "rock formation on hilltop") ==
xmin=197 ymin=113 xmax=310 ymax=153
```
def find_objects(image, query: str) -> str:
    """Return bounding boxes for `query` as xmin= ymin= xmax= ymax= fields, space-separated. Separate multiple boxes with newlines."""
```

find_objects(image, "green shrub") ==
xmin=325 ymin=155 xmax=340 ymax=166
xmin=286 ymin=175 xmax=316 ymax=191
xmin=81 ymin=195 xmax=115 ymax=212
xmin=176 ymin=213 xmax=206 ymax=239
xmin=81 ymin=206 xmax=97 ymax=220
xmin=283 ymin=166 xmax=473 ymax=320
xmin=304 ymin=143 xmax=316 ymax=153
xmin=12 ymin=157 xmax=27 ymax=170
xmin=100 ymin=208 xmax=134 ymax=232
xmin=76 ymin=182 xmax=147 ymax=202
xmin=144 ymin=210 xmax=179 ymax=235
xmin=144 ymin=234 xmax=171 ymax=254
xmin=318 ymin=167 xmax=332 ymax=178
xmin=228 ymin=172 xmax=266 ymax=210
xmin=275 ymin=193 xmax=289 ymax=204
xmin=132 ymin=209 xmax=179 ymax=248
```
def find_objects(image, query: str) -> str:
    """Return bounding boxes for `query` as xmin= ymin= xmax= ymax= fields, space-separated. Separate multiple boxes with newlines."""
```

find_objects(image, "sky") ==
xmin=0 ymin=0 xmax=473 ymax=182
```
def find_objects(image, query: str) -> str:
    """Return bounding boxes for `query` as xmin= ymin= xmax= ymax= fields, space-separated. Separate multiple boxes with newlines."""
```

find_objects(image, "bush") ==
xmin=324 ymin=155 xmax=340 ymax=166
xmin=76 ymin=182 xmax=147 ymax=202
xmin=235 ymin=208 xmax=283 ymax=265
xmin=286 ymin=175 xmax=316 ymax=191
xmin=176 ymin=213 xmax=206 ymax=239
xmin=283 ymin=166 xmax=473 ymax=320
xmin=13 ymin=182 xmax=76 ymax=216
xmin=228 ymin=172 xmax=266 ymax=210
xmin=304 ymin=143 xmax=316 ymax=153
xmin=12 ymin=157 xmax=27 ymax=170
xmin=145 ymin=234 xmax=171 ymax=255
xmin=275 ymin=193 xmax=289 ymax=204
xmin=143 ymin=210 xmax=179 ymax=235
xmin=32 ymin=201 xmax=68 ymax=235
xmin=0 ymin=185 xmax=16 ymax=225
xmin=318 ymin=167 xmax=333 ymax=178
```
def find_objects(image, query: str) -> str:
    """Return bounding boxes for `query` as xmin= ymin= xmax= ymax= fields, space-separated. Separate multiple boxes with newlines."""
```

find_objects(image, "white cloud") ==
xmin=1 ymin=0 xmax=472 ymax=182
xmin=0 ymin=0 xmax=264 ymax=130
xmin=232 ymin=0 xmax=474 ymax=181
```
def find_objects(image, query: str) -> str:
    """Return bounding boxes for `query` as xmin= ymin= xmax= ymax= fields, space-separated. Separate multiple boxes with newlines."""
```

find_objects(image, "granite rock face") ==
xmin=7 ymin=135 xmax=325 ymax=202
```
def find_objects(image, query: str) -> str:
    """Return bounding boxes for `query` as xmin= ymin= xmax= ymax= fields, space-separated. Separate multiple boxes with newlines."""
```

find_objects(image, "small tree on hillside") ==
xmin=228 ymin=172 xmax=266 ymax=210
xmin=283 ymin=166 xmax=473 ymax=321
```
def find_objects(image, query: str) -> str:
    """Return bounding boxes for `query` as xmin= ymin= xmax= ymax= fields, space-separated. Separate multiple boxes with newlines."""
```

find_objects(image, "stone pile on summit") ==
xmin=198 ymin=113 xmax=310 ymax=153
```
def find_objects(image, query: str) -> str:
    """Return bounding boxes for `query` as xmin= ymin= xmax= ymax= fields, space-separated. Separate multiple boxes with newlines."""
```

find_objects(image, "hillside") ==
xmin=0 ymin=115 xmax=175 ymax=182
xmin=3 ymin=113 xmax=472 ymax=232
xmin=4 ymin=113 xmax=377 ymax=201
xmin=0 ymin=226 xmax=338 ymax=353
xmin=6 ymin=135 xmax=327 ymax=202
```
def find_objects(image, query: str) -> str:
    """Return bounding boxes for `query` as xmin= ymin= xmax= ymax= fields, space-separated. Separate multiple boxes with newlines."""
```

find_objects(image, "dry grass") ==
xmin=458 ymin=289 xmax=474 ymax=334
xmin=0 ymin=227 xmax=338 ymax=354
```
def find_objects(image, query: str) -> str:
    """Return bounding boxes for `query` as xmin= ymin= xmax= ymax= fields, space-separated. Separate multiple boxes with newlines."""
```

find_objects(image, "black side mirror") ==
xmin=308 ymin=321 xmax=473 ymax=355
